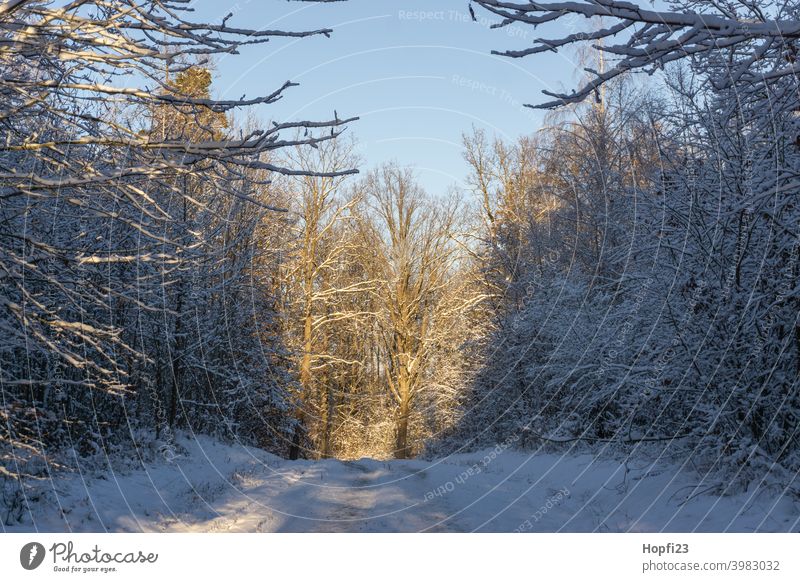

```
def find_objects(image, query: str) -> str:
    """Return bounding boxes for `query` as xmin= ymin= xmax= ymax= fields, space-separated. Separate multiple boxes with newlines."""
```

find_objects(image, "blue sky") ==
xmin=191 ymin=0 xmax=585 ymax=194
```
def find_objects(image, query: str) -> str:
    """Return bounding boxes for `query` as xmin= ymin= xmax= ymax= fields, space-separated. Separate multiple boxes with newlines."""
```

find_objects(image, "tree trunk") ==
xmin=288 ymin=425 xmax=302 ymax=460
xmin=168 ymin=289 xmax=184 ymax=428
xmin=290 ymin=290 xmax=314 ymax=460
xmin=320 ymin=383 xmax=334 ymax=458
xmin=394 ymin=398 xmax=411 ymax=459
xmin=394 ymin=367 xmax=411 ymax=458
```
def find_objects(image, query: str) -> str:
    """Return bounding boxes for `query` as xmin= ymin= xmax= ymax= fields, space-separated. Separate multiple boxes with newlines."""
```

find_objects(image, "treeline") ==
xmin=447 ymin=0 xmax=800 ymax=490
xmin=0 ymin=0 xmax=356 ymax=521
xmin=273 ymin=148 xmax=483 ymax=460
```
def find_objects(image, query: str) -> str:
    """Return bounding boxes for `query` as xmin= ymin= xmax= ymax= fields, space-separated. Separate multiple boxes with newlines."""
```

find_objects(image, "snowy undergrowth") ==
xmin=3 ymin=432 xmax=798 ymax=533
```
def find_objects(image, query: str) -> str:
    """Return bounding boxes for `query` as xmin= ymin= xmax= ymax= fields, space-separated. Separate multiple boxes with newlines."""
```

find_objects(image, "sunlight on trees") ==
xmin=2 ymin=1 xmax=799 ymax=528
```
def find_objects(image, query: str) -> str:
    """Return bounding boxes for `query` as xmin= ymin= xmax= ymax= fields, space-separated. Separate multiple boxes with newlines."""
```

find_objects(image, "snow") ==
xmin=6 ymin=433 xmax=798 ymax=533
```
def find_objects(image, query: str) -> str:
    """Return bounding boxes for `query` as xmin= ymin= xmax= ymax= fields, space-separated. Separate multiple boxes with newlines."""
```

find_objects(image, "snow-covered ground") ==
xmin=5 ymin=433 xmax=798 ymax=532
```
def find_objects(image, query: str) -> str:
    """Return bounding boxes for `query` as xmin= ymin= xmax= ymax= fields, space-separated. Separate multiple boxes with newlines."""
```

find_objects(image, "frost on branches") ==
xmin=448 ymin=0 xmax=800 ymax=490
xmin=0 ymin=0 xmax=354 ymax=515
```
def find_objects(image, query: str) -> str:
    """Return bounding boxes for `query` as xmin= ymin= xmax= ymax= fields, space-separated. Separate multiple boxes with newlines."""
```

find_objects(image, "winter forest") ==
xmin=1 ymin=0 xmax=799 ymax=532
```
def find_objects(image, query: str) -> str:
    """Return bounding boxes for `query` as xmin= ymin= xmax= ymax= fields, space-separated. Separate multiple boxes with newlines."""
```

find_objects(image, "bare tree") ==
xmin=355 ymin=165 xmax=466 ymax=458
xmin=279 ymin=136 xmax=366 ymax=459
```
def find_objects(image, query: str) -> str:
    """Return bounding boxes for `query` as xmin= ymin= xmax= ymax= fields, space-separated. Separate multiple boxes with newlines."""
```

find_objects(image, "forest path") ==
xmin=6 ymin=433 xmax=798 ymax=533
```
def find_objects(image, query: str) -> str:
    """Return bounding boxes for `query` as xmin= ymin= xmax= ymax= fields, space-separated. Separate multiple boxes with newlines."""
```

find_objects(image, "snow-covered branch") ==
xmin=474 ymin=0 xmax=800 ymax=107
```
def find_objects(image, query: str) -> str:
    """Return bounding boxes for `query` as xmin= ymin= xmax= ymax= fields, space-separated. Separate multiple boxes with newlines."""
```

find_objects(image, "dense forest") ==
xmin=2 ymin=0 xmax=799 ymax=525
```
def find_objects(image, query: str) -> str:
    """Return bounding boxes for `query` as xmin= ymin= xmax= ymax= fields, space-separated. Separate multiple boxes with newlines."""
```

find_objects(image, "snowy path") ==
xmin=6 ymin=434 xmax=798 ymax=533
